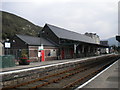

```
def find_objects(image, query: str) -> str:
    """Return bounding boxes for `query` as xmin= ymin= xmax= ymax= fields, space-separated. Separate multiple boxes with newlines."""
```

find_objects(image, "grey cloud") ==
xmin=2 ymin=1 xmax=118 ymax=40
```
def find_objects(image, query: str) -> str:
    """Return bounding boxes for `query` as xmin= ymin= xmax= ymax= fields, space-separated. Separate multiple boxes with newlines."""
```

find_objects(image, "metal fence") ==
xmin=4 ymin=49 xmax=29 ymax=60
xmin=0 ymin=55 xmax=16 ymax=68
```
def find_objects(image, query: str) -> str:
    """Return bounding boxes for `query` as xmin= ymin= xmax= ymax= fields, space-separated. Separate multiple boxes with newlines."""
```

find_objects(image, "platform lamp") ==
xmin=39 ymin=30 xmax=45 ymax=62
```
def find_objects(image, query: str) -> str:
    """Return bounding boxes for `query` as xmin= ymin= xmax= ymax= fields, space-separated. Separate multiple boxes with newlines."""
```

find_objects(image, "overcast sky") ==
xmin=1 ymin=0 xmax=119 ymax=40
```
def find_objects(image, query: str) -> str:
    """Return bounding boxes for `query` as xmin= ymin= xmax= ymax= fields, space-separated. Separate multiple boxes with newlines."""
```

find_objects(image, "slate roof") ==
xmin=46 ymin=24 xmax=96 ymax=44
xmin=16 ymin=34 xmax=56 ymax=46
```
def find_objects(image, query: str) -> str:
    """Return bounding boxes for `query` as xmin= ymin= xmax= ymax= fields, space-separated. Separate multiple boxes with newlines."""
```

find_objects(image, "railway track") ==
xmin=2 ymin=55 xmax=119 ymax=89
xmin=62 ymin=59 xmax=115 ymax=89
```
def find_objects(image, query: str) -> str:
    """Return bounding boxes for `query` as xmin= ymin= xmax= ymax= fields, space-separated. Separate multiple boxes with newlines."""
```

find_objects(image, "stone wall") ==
xmin=1 ymin=60 xmax=80 ymax=87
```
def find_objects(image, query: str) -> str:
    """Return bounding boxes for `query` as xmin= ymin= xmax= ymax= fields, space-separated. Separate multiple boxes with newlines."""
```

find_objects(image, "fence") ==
xmin=0 ymin=55 xmax=16 ymax=68
xmin=4 ymin=48 xmax=29 ymax=60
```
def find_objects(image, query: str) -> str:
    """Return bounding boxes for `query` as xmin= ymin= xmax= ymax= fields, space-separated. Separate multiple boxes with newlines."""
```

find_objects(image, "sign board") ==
xmin=38 ymin=50 xmax=45 ymax=61
xmin=38 ymin=52 xmax=41 ymax=57
xmin=50 ymin=49 xmax=56 ymax=57
xmin=106 ymin=48 xmax=109 ymax=53
xmin=38 ymin=45 xmax=44 ymax=57
xmin=5 ymin=42 xmax=11 ymax=48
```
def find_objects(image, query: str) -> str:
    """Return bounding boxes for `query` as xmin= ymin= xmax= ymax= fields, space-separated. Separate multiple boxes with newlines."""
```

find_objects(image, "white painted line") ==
xmin=0 ymin=58 xmax=89 ymax=75
xmin=75 ymin=60 xmax=118 ymax=90
xmin=0 ymin=54 xmax=113 ymax=75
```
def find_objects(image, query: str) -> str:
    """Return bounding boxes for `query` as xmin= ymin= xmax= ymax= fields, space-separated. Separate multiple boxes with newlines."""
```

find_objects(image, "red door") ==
xmin=61 ymin=49 xmax=64 ymax=59
xmin=70 ymin=49 xmax=74 ymax=58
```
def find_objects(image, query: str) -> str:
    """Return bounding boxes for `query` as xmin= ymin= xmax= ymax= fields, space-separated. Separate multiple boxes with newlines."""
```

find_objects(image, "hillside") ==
xmin=1 ymin=11 xmax=42 ymax=40
xmin=105 ymin=37 xmax=118 ymax=46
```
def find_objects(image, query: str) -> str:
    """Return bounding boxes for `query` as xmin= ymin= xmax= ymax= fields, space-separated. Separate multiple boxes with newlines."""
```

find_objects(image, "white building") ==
xmin=100 ymin=41 xmax=109 ymax=54
xmin=85 ymin=32 xmax=100 ymax=44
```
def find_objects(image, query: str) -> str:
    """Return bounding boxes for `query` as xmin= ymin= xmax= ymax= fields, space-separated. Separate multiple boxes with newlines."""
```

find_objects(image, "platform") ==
xmin=0 ymin=54 xmax=119 ymax=88
xmin=0 ymin=54 xmax=117 ymax=73
xmin=76 ymin=59 xmax=119 ymax=89
xmin=1 ymin=54 xmax=111 ymax=73
xmin=0 ymin=56 xmax=94 ymax=73
xmin=0 ymin=59 xmax=69 ymax=72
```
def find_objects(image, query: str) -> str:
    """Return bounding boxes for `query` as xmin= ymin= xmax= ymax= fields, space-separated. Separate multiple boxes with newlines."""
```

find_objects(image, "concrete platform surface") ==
xmin=1 ymin=56 xmax=95 ymax=73
xmin=1 ymin=54 xmax=111 ymax=73
xmin=0 ymin=59 xmax=70 ymax=72
xmin=76 ymin=59 xmax=119 ymax=89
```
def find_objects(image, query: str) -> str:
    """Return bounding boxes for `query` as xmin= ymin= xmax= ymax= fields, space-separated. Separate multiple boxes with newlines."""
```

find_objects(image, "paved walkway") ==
xmin=0 ymin=59 xmax=70 ymax=72
xmin=77 ymin=59 xmax=119 ymax=89
xmin=2 ymin=54 xmax=107 ymax=72
xmin=1 ymin=56 xmax=94 ymax=72
xmin=0 ymin=54 xmax=116 ymax=72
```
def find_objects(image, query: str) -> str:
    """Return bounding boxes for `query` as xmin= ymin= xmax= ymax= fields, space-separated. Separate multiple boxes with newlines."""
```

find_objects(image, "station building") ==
xmin=10 ymin=34 xmax=58 ymax=61
xmin=100 ymin=41 xmax=109 ymax=54
xmin=10 ymin=24 xmax=108 ymax=62
xmin=84 ymin=32 xmax=100 ymax=44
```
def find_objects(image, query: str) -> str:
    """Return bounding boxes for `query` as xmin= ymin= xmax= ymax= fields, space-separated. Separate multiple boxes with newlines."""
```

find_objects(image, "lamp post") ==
xmin=74 ymin=44 xmax=76 ymax=59
xmin=39 ymin=30 xmax=45 ymax=62
xmin=39 ymin=30 xmax=45 ymax=45
xmin=5 ymin=39 xmax=10 ymax=55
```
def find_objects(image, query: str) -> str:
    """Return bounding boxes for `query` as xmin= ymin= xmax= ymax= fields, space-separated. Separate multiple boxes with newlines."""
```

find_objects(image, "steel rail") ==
xmin=3 ymin=63 xmax=86 ymax=89
xmin=62 ymin=60 xmax=115 ymax=88
xmin=2 ymin=55 xmax=118 ymax=89
xmin=29 ymin=60 xmax=103 ymax=89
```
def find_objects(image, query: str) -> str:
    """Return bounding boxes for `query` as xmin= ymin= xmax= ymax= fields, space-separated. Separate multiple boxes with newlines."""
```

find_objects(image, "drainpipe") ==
xmin=74 ymin=44 xmax=76 ymax=59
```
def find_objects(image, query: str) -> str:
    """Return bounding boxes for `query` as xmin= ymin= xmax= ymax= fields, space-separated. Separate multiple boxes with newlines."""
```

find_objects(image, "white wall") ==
xmin=0 ymin=42 xmax=3 ymax=56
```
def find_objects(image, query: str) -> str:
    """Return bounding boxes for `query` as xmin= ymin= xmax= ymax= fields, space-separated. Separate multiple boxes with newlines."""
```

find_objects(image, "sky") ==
xmin=1 ymin=0 xmax=119 ymax=40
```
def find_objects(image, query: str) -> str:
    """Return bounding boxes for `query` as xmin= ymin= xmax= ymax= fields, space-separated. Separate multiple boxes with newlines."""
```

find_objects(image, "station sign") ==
xmin=38 ymin=45 xmax=44 ymax=57
xmin=5 ymin=42 xmax=11 ymax=48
